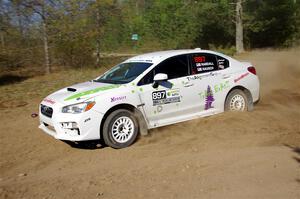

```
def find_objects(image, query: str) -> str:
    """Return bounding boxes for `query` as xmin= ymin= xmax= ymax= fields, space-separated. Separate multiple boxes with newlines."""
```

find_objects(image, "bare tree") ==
xmin=41 ymin=1 xmax=50 ymax=74
xmin=236 ymin=0 xmax=245 ymax=53
xmin=96 ymin=9 xmax=100 ymax=66
xmin=21 ymin=0 xmax=51 ymax=73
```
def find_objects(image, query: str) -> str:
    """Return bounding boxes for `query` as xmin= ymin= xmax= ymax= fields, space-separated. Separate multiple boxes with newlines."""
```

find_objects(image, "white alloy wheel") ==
xmin=229 ymin=94 xmax=246 ymax=111
xmin=111 ymin=116 xmax=135 ymax=143
xmin=225 ymin=89 xmax=249 ymax=112
xmin=103 ymin=109 xmax=139 ymax=149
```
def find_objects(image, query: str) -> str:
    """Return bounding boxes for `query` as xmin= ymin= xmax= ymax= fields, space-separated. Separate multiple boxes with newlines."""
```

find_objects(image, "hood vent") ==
xmin=67 ymin=88 xmax=77 ymax=92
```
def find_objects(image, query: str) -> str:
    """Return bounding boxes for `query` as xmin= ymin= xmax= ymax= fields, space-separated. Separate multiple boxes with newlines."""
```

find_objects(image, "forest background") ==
xmin=1 ymin=0 xmax=299 ymax=74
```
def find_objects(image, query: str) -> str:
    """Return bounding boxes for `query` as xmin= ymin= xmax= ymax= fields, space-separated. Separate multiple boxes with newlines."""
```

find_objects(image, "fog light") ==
xmin=61 ymin=122 xmax=78 ymax=129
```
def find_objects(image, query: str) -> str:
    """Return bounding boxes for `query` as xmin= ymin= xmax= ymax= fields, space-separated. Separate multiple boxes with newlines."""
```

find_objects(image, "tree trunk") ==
xmin=96 ymin=9 xmax=101 ymax=66
xmin=0 ymin=31 xmax=4 ymax=52
xmin=236 ymin=0 xmax=245 ymax=54
xmin=42 ymin=19 xmax=50 ymax=74
xmin=16 ymin=5 xmax=24 ymax=37
xmin=41 ymin=0 xmax=50 ymax=74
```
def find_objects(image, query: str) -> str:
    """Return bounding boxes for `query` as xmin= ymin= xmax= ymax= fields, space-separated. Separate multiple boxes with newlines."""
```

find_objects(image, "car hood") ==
xmin=42 ymin=81 xmax=121 ymax=105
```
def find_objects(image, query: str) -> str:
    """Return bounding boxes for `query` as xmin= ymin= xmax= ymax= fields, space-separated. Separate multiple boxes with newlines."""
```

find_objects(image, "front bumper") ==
xmin=39 ymin=103 xmax=104 ymax=141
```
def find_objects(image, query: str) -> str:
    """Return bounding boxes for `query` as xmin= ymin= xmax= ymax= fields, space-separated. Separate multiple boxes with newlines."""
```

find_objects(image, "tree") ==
xmin=87 ymin=0 xmax=124 ymax=65
xmin=244 ymin=0 xmax=297 ymax=47
xmin=235 ymin=0 xmax=244 ymax=53
xmin=194 ymin=0 xmax=235 ymax=49
xmin=144 ymin=0 xmax=198 ymax=49
xmin=1 ymin=0 xmax=300 ymax=72
xmin=20 ymin=0 xmax=56 ymax=73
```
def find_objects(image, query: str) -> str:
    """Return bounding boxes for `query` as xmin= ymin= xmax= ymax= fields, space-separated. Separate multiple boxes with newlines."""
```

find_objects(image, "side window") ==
xmin=216 ymin=55 xmax=229 ymax=70
xmin=138 ymin=55 xmax=189 ymax=86
xmin=155 ymin=55 xmax=189 ymax=79
xmin=138 ymin=70 xmax=154 ymax=86
xmin=190 ymin=53 xmax=218 ymax=74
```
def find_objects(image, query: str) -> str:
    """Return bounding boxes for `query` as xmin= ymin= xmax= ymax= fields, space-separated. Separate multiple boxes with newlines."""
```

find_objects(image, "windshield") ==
xmin=94 ymin=62 xmax=153 ymax=84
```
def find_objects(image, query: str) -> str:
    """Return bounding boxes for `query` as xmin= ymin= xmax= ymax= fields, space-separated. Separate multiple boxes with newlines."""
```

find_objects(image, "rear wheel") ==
xmin=225 ymin=89 xmax=248 ymax=111
xmin=103 ymin=109 xmax=138 ymax=149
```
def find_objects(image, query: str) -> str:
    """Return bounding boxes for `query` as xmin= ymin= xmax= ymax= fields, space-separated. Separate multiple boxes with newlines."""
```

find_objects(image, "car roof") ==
xmin=124 ymin=49 xmax=231 ymax=64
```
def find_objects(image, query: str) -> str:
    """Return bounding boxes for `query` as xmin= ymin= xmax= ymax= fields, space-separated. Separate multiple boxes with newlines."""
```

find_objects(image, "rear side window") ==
xmin=190 ymin=53 xmax=229 ymax=74
xmin=216 ymin=55 xmax=229 ymax=70
xmin=138 ymin=54 xmax=189 ymax=85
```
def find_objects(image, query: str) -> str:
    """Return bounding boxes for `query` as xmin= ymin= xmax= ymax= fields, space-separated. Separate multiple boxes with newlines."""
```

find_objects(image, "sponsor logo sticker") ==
xmin=234 ymin=72 xmax=249 ymax=83
xmin=43 ymin=98 xmax=55 ymax=105
xmin=111 ymin=96 xmax=126 ymax=102
xmin=204 ymin=85 xmax=215 ymax=110
xmin=152 ymin=89 xmax=180 ymax=106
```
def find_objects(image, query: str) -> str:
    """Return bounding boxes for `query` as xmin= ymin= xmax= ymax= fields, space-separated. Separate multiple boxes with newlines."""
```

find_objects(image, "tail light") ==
xmin=248 ymin=66 xmax=256 ymax=75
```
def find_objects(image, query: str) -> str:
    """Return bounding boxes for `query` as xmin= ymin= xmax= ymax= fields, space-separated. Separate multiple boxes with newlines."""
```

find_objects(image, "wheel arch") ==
xmin=225 ymin=86 xmax=254 ymax=111
xmin=100 ymin=103 xmax=148 ymax=141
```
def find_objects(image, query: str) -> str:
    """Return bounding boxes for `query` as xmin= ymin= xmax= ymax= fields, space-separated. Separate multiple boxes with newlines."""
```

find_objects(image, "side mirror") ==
xmin=154 ymin=73 xmax=168 ymax=81
xmin=152 ymin=73 xmax=168 ymax=88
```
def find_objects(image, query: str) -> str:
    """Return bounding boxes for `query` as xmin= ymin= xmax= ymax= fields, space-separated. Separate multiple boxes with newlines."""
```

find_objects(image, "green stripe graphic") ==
xmin=64 ymin=85 xmax=120 ymax=101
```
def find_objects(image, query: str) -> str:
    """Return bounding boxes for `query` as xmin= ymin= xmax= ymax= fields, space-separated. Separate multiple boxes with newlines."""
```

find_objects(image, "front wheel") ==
xmin=225 ymin=89 xmax=248 ymax=111
xmin=103 ymin=109 xmax=139 ymax=149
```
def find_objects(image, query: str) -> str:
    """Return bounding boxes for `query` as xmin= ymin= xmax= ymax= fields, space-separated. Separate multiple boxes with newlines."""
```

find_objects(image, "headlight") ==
xmin=62 ymin=101 xmax=96 ymax=114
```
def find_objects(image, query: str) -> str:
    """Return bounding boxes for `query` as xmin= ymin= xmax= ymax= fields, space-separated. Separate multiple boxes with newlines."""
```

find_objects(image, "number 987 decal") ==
xmin=152 ymin=89 xmax=180 ymax=106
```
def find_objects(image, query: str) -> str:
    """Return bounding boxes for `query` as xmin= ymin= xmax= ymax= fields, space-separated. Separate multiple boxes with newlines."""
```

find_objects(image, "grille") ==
xmin=41 ymin=104 xmax=53 ymax=118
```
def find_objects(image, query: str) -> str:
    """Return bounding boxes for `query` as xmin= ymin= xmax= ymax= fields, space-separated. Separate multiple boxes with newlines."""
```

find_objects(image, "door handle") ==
xmin=184 ymin=83 xmax=194 ymax=87
xmin=222 ymin=74 xmax=231 ymax=79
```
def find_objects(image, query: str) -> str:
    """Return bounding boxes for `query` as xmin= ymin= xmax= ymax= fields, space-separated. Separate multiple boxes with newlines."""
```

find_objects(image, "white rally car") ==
xmin=39 ymin=49 xmax=260 ymax=148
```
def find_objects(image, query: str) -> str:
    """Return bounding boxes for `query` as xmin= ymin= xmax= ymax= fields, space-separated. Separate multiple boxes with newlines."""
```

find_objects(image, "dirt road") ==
xmin=0 ymin=49 xmax=300 ymax=199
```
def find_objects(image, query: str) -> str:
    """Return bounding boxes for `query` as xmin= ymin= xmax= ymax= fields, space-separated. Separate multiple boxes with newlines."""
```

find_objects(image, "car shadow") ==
xmin=62 ymin=140 xmax=105 ymax=150
xmin=0 ymin=74 xmax=29 ymax=86
xmin=284 ymin=144 xmax=300 ymax=184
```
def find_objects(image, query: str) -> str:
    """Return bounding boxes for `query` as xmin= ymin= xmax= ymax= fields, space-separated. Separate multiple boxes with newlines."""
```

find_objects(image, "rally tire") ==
xmin=103 ymin=109 xmax=139 ymax=149
xmin=225 ymin=89 xmax=249 ymax=112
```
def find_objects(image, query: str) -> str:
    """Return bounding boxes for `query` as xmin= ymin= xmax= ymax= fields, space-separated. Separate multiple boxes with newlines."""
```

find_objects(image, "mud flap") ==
xmin=134 ymin=108 xmax=149 ymax=136
xmin=245 ymin=89 xmax=254 ymax=111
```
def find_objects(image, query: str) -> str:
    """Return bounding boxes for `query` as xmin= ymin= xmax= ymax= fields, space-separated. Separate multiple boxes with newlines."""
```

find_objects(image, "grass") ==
xmin=0 ymin=55 xmax=129 ymax=109
xmin=0 ymin=68 xmax=105 ymax=109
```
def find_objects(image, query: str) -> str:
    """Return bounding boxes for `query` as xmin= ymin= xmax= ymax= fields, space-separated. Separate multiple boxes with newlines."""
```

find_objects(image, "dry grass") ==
xmin=0 ymin=68 xmax=105 ymax=109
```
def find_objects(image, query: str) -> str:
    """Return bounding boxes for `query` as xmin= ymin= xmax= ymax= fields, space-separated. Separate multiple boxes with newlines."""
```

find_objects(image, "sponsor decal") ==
xmin=196 ymin=62 xmax=214 ymax=67
xmin=111 ymin=96 xmax=126 ymax=102
xmin=187 ymin=72 xmax=218 ymax=81
xmin=199 ymin=81 xmax=230 ymax=100
xmin=157 ymin=105 xmax=163 ymax=113
xmin=214 ymin=80 xmax=230 ymax=94
xmin=194 ymin=56 xmax=206 ymax=63
xmin=234 ymin=72 xmax=249 ymax=83
xmin=218 ymin=59 xmax=225 ymax=69
xmin=204 ymin=85 xmax=215 ymax=110
xmin=187 ymin=75 xmax=202 ymax=81
xmin=152 ymin=89 xmax=180 ymax=106
xmin=43 ymin=98 xmax=55 ymax=105
xmin=196 ymin=66 xmax=214 ymax=72
xmin=64 ymin=85 xmax=120 ymax=101
xmin=84 ymin=118 xmax=91 ymax=123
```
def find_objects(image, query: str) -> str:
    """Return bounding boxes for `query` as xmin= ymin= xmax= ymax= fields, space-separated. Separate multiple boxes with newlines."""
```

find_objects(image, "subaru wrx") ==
xmin=39 ymin=49 xmax=260 ymax=148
